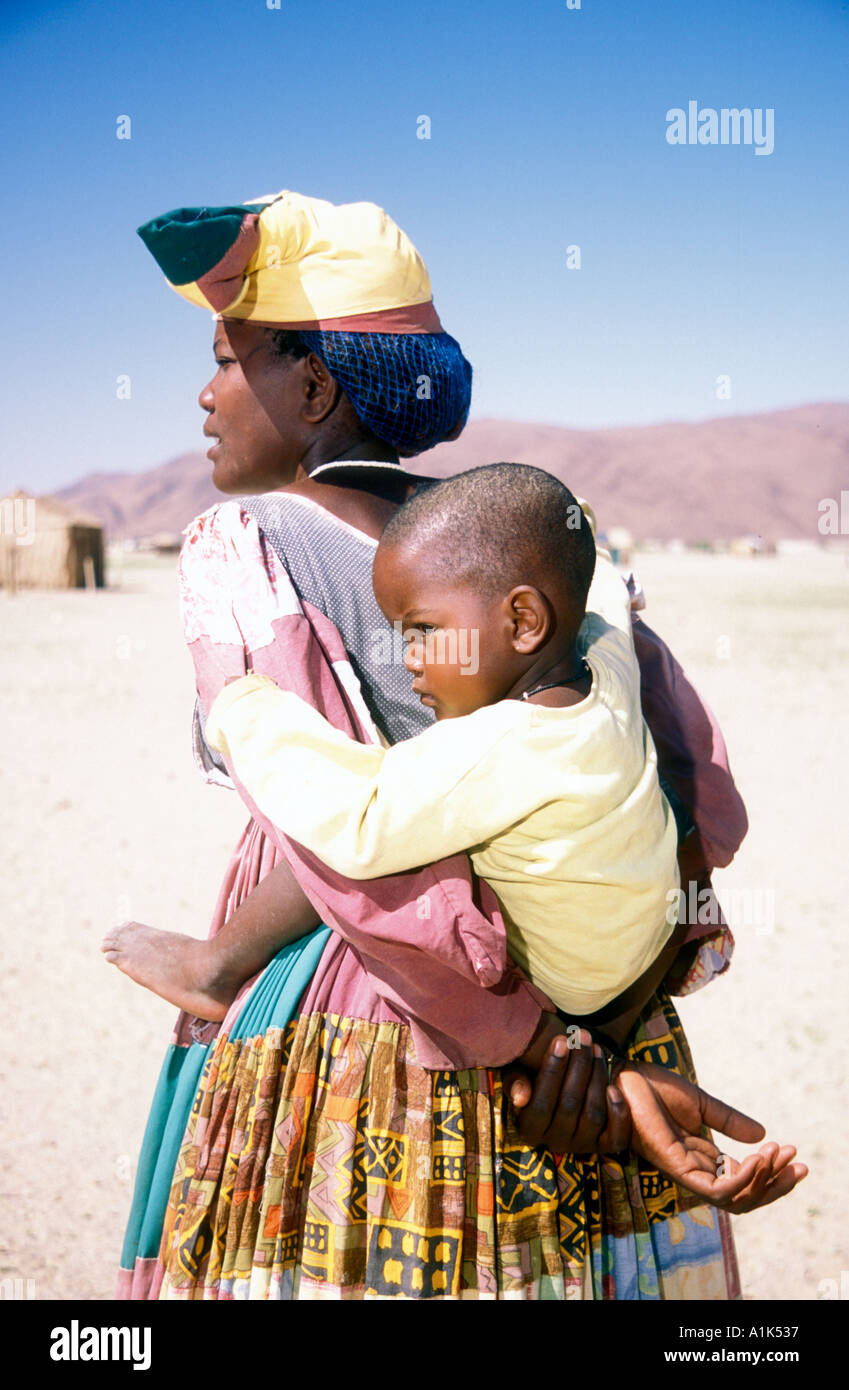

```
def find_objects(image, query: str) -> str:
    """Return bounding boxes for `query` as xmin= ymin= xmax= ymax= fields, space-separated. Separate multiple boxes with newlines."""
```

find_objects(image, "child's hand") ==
xmin=615 ymin=1061 xmax=807 ymax=1213
xmin=505 ymin=1027 xmax=631 ymax=1154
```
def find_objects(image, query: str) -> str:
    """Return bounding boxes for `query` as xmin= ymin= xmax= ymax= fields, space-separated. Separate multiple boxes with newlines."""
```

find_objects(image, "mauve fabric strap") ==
xmin=632 ymin=616 xmax=749 ymax=870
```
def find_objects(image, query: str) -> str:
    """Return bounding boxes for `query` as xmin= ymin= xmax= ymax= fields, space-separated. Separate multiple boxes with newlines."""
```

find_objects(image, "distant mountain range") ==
xmin=54 ymin=402 xmax=849 ymax=542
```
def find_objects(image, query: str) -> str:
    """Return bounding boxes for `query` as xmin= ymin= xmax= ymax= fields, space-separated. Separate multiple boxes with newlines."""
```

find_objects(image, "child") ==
xmin=104 ymin=463 xmax=685 ymax=1026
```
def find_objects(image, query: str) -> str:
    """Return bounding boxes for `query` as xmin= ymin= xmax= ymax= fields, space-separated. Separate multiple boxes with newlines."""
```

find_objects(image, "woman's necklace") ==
xmin=521 ymin=659 xmax=591 ymax=701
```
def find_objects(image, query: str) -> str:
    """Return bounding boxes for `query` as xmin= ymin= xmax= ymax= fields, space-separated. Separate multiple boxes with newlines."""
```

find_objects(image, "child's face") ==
xmin=372 ymin=539 xmax=520 ymax=720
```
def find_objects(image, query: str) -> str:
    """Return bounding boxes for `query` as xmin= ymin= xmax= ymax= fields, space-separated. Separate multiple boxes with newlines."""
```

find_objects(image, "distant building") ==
xmin=729 ymin=535 xmax=775 ymax=556
xmin=137 ymin=531 xmax=183 ymax=554
xmin=0 ymin=490 xmax=105 ymax=591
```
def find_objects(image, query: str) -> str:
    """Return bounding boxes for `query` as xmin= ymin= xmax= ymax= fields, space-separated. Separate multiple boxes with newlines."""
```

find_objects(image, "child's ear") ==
xmin=506 ymin=585 xmax=551 ymax=653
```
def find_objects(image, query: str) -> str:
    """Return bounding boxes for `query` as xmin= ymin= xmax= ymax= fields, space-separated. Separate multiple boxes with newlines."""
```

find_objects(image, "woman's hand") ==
xmin=504 ymin=1028 xmax=808 ymax=1213
xmin=614 ymin=1061 xmax=808 ymax=1213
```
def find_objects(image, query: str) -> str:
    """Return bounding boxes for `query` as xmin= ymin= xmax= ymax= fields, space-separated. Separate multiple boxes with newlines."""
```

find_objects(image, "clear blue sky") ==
xmin=2 ymin=0 xmax=847 ymax=492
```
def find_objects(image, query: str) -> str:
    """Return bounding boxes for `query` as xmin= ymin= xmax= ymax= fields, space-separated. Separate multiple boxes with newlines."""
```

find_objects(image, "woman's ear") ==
xmin=301 ymin=352 xmax=342 ymax=423
xmin=505 ymin=585 xmax=552 ymax=654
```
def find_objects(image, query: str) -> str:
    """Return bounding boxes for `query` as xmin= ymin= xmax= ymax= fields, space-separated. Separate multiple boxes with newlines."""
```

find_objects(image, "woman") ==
xmin=117 ymin=190 xmax=803 ymax=1300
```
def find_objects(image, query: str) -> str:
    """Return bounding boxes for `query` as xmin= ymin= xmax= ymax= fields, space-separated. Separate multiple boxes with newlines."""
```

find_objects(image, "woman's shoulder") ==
xmin=182 ymin=498 xmax=257 ymax=555
xmin=179 ymin=502 xmax=262 ymax=611
xmin=181 ymin=490 xmax=374 ymax=559
xmin=178 ymin=498 xmax=302 ymax=648
xmin=180 ymin=497 xmax=294 ymax=586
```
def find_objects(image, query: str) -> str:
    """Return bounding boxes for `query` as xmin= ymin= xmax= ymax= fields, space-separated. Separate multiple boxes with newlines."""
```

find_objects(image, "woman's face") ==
xmin=199 ymin=320 xmax=307 ymax=493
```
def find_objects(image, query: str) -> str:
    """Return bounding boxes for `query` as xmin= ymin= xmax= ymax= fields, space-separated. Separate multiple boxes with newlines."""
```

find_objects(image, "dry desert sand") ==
xmin=2 ymin=546 xmax=847 ymax=1300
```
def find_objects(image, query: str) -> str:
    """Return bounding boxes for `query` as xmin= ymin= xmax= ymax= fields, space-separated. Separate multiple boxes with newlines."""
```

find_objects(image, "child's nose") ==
xmin=404 ymin=641 xmax=423 ymax=675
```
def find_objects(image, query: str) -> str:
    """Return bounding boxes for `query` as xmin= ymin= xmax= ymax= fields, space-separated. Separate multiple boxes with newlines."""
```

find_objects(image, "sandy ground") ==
xmin=1 ymin=547 xmax=847 ymax=1301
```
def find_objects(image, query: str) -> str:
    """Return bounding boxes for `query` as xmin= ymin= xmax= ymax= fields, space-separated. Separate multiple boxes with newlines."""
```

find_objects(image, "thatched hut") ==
xmin=0 ymin=491 xmax=105 ymax=591
xmin=139 ymin=530 xmax=183 ymax=555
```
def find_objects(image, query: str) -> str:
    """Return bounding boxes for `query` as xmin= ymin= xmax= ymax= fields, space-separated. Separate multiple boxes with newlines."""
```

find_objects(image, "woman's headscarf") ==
xmin=137 ymin=190 xmax=471 ymax=456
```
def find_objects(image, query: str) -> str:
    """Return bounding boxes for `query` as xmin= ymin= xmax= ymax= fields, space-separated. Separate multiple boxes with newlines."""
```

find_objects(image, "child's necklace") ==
xmin=521 ymin=659 xmax=590 ymax=701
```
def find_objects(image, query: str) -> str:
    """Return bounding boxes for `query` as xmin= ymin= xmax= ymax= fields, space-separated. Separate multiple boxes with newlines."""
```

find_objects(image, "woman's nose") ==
xmin=198 ymin=379 xmax=214 ymax=412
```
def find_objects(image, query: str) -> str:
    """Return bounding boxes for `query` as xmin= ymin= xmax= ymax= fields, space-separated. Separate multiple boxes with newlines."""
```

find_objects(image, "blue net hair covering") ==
xmin=298 ymin=330 xmax=472 ymax=458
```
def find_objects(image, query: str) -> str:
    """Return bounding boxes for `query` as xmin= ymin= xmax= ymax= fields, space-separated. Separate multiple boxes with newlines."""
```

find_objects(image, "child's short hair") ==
xmin=381 ymin=462 xmax=596 ymax=614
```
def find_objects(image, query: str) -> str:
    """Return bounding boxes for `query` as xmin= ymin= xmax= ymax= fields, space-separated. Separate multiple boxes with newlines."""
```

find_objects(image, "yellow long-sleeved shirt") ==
xmin=205 ymin=553 xmax=679 ymax=1014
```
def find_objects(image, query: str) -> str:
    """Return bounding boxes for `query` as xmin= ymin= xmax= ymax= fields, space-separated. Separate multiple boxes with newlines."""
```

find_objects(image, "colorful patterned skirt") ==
xmin=139 ymin=973 xmax=738 ymax=1300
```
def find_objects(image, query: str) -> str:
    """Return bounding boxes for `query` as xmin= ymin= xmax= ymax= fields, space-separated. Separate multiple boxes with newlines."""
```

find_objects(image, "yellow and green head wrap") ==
xmin=138 ymin=189 xmax=442 ymax=331
xmin=138 ymin=189 xmax=471 ymax=455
